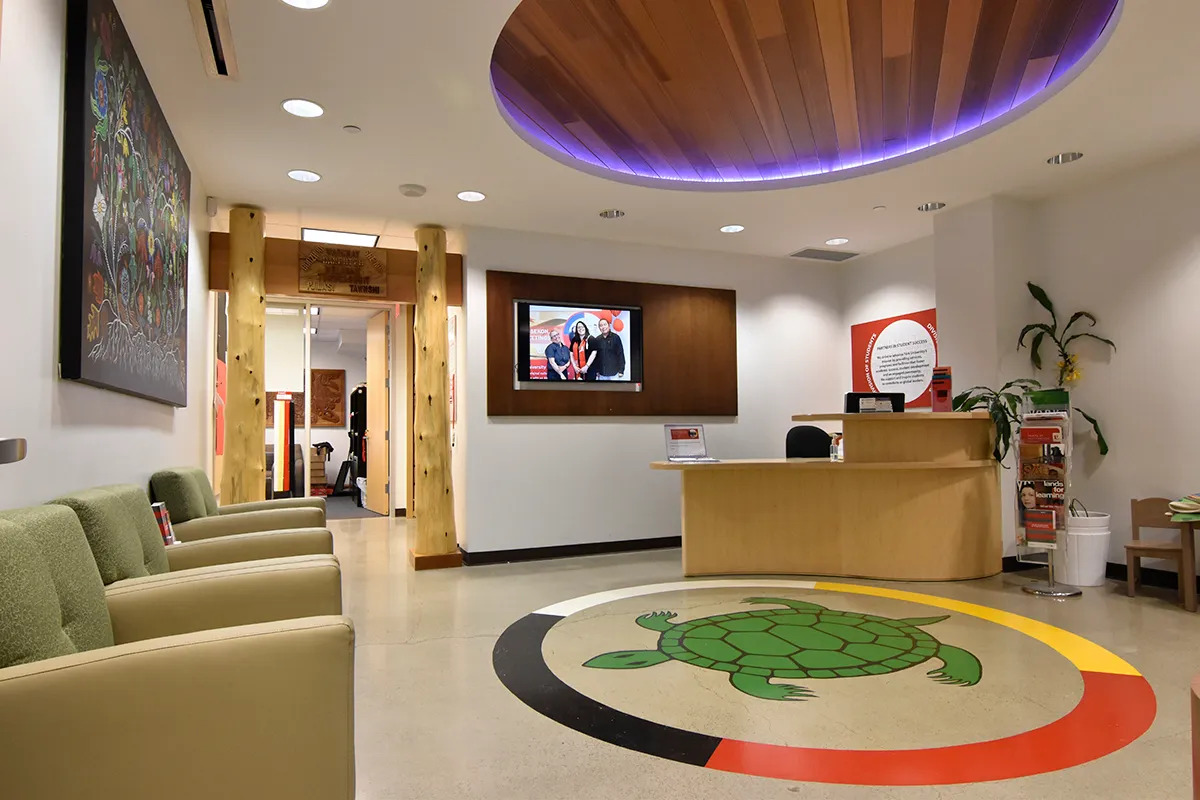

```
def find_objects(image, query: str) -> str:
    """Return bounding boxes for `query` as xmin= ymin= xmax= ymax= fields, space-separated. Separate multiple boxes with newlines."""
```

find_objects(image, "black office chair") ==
xmin=786 ymin=425 xmax=832 ymax=459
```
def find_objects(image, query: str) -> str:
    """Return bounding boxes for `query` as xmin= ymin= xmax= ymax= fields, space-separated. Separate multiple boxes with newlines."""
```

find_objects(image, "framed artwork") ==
xmin=311 ymin=369 xmax=346 ymax=427
xmin=265 ymin=370 xmax=347 ymax=429
xmin=60 ymin=0 xmax=192 ymax=406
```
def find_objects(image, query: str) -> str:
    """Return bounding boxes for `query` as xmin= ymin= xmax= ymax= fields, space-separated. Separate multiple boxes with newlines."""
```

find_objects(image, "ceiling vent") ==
xmin=188 ymin=0 xmax=239 ymax=79
xmin=789 ymin=247 xmax=860 ymax=263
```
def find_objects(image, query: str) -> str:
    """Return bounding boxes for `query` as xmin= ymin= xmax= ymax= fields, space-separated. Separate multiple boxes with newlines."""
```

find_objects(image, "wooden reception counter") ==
xmin=652 ymin=412 xmax=1002 ymax=581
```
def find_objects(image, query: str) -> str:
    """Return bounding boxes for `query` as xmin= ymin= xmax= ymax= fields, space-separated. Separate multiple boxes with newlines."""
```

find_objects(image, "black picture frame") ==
xmin=61 ymin=0 xmax=191 ymax=406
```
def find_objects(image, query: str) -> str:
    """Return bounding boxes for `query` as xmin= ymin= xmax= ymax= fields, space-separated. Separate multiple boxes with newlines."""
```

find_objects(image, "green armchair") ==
xmin=150 ymin=467 xmax=326 ymax=541
xmin=0 ymin=506 xmax=355 ymax=799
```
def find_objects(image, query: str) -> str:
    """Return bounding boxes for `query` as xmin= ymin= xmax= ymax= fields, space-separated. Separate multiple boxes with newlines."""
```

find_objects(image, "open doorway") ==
xmin=211 ymin=294 xmax=399 ymax=521
xmin=310 ymin=304 xmax=391 ymax=521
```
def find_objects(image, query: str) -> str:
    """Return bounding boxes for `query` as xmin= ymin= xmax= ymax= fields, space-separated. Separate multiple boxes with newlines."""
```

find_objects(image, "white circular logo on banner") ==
xmin=869 ymin=319 xmax=936 ymax=402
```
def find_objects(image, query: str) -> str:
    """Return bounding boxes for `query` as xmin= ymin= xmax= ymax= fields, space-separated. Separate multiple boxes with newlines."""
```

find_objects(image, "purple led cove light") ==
xmin=490 ymin=1 xmax=1120 ymax=191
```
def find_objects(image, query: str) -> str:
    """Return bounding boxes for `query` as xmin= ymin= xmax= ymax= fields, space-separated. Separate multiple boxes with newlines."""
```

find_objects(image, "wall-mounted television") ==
xmin=515 ymin=300 xmax=643 ymax=392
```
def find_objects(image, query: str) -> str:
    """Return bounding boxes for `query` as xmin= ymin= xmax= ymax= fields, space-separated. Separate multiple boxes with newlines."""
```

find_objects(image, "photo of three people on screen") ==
xmin=536 ymin=310 xmax=628 ymax=382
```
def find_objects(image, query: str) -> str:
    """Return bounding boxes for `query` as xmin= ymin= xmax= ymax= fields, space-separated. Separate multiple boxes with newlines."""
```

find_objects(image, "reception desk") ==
xmin=652 ymin=412 xmax=1001 ymax=581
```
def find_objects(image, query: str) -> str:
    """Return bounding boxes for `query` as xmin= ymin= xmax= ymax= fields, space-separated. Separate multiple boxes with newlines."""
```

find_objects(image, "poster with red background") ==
xmin=850 ymin=309 xmax=938 ymax=408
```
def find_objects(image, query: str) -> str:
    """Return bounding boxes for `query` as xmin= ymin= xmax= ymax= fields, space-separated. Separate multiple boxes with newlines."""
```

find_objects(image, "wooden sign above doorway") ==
xmin=208 ymin=233 xmax=464 ymax=305
xmin=298 ymin=242 xmax=388 ymax=298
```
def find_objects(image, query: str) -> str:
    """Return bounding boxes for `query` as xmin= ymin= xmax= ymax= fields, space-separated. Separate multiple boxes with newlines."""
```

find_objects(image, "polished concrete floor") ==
xmin=334 ymin=516 xmax=1193 ymax=799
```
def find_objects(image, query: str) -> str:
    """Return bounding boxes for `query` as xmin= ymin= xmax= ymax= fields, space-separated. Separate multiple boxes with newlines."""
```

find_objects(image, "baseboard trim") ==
xmin=461 ymin=536 xmax=682 ymax=567
xmin=394 ymin=507 xmax=406 ymax=518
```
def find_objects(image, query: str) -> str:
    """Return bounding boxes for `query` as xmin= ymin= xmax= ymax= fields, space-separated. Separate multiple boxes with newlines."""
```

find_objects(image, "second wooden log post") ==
xmin=411 ymin=225 xmax=460 ymax=569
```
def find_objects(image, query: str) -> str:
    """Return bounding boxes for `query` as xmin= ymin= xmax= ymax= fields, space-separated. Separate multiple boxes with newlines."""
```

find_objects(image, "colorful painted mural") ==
xmin=61 ymin=0 xmax=191 ymax=406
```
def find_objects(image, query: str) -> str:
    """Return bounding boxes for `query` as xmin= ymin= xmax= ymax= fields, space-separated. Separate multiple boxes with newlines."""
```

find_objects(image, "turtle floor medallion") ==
xmin=493 ymin=580 xmax=1156 ymax=786
xmin=583 ymin=597 xmax=981 ymax=701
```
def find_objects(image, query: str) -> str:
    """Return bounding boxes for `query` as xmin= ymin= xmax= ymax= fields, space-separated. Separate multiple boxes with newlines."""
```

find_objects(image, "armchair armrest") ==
xmin=0 ymin=616 xmax=355 ymax=800
xmin=173 ymin=507 xmax=324 ymax=540
xmin=166 ymin=527 xmax=333 ymax=571
xmin=220 ymin=496 xmax=326 ymax=517
xmin=105 ymin=556 xmax=342 ymax=643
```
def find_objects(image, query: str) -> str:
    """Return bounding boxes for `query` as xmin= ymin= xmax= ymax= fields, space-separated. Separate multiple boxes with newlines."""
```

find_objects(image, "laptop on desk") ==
xmin=664 ymin=424 xmax=720 ymax=463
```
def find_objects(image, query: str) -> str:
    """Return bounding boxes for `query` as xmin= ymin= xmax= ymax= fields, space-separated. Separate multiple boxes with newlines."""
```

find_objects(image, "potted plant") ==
xmin=952 ymin=379 xmax=1041 ymax=464
xmin=1017 ymin=282 xmax=1115 ymax=454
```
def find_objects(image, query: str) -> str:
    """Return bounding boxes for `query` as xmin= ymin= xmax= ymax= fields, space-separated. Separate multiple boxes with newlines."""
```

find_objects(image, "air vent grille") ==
xmin=188 ymin=0 xmax=239 ymax=79
xmin=789 ymin=247 xmax=860 ymax=262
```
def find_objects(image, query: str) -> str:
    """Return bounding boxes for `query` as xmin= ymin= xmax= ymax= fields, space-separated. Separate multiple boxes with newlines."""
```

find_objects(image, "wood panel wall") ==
xmin=487 ymin=270 xmax=737 ymax=417
xmin=208 ymin=233 xmax=463 ymax=306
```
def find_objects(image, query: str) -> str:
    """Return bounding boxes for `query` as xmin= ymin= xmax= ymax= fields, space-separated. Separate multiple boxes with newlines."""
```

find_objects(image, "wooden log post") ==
xmin=221 ymin=206 xmax=267 ymax=505
xmin=411 ymin=225 xmax=461 ymax=569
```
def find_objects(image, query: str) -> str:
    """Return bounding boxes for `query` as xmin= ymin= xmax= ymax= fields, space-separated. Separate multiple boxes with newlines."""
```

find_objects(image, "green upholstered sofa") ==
xmin=150 ymin=467 xmax=326 ymax=541
xmin=0 ymin=505 xmax=355 ymax=799
xmin=52 ymin=484 xmax=334 ymax=576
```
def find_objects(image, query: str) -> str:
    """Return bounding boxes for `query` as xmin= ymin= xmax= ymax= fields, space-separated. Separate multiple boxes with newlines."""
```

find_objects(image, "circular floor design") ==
xmin=493 ymin=579 xmax=1156 ymax=786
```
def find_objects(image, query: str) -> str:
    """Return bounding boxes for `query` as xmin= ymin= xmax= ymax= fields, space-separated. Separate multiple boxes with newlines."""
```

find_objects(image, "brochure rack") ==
xmin=1016 ymin=389 xmax=1081 ymax=598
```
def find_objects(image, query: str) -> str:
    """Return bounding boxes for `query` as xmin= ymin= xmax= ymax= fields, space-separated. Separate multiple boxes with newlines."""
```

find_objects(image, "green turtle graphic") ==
xmin=583 ymin=597 xmax=982 ymax=701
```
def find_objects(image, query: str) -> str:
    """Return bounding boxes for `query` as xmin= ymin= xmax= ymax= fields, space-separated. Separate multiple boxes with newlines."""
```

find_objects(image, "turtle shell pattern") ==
xmin=661 ymin=608 xmax=939 ymax=680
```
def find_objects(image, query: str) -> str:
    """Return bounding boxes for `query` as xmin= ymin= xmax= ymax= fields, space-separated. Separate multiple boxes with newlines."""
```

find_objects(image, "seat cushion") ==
xmin=50 ymin=485 xmax=170 ymax=583
xmin=0 ymin=519 xmax=78 ymax=668
xmin=0 ymin=506 xmax=113 ymax=655
xmin=150 ymin=468 xmax=213 ymax=523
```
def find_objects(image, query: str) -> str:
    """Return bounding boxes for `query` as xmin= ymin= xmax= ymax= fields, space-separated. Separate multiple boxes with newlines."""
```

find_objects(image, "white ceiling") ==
xmin=119 ymin=0 xmax=1200 ymax=260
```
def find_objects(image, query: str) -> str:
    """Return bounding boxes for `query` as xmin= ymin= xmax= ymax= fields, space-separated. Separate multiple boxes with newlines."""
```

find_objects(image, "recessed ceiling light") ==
xmin=288 ymin=169 xmax=321 ymax=183
xmin=719 ymin=224 xmax=745 ymax=234
xmin=342 ymin=125 xmax=362 ymax=134
xmin=280 ymin=0 xmax=329 ymax=8
xmin=457 ymin=190 xmax=486 ymax=202
xmin=302 ymin=228 xmax=379 ymax=247
xmin=599 ymin=208 xmax=625 ymax=219
xmin=1047 ymin=151 xmax=1083 ymax=165
xmin=917 ymin=202 xmax=946 ymax=212
xmin=281 ymin=98 xmax=324 ymax=118
xmin=399 ymin=183 xmax=427 ymax=198
xmin=311 ymin=307 xmax=321 ymax=316
xmin=825 ymin=237 xmax=850 ymax=246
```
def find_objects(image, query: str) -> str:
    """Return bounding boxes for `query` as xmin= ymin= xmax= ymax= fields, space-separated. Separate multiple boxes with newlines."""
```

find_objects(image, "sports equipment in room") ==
xmin=583 ymin=597 xmax=981 ymax=701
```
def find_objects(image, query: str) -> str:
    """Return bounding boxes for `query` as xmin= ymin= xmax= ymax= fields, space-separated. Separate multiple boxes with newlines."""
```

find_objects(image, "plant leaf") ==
xmin=1076 ymin=408 xmax=1110 ymax=455
xmin=1064 ymin=332 xmax=1117 ymax=352
xmin=1027 ymin=282 xmax=1057 ymax=326
xmin=993 ymin=409 xmax=1012 ymax=463
xmin=1017 ymin=323 xmax=1054 ymax=349
xmin=952 ymin=391 xmax=978 ymax=411
xmin=1062 ymin=311 xmax=1097 ymax=335
xmin=1029 ymin=330 xmax=1046 ymax=370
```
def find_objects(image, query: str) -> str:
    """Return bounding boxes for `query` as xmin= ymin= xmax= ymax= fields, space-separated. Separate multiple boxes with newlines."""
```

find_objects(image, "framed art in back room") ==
xmin=60 ymin=0 xmax=192 ymax=406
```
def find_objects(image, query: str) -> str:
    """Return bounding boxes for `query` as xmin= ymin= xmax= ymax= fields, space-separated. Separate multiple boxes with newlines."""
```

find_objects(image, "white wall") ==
xmin=836 ymin=152 xmax=1200 ymax=570
xmin=839 ymin=237 xmax=935 ymax=328
xmin=0 ymin=0 xmax=211 ymax=507
xmin=1034 ymin=148 xmax=1200 ymax=569
xmin=460 ymin=227 xmax=845 ymax=553
xmin=264 ymin=311 xmax=307 ymax=394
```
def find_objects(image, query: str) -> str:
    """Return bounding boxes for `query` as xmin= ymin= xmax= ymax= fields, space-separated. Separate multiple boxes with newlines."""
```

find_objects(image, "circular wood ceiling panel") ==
xmin=490 ymin=0 xmax=1120 ymax=188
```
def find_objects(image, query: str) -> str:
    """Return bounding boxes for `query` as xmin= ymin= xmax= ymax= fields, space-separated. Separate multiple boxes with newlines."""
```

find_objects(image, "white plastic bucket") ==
xmin=1053 ymin=512 xmax=1111 ymax=587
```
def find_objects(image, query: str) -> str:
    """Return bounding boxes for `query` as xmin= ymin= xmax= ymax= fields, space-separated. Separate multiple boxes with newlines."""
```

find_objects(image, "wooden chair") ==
xmin=1126 ymin=497 xmax=1197 ymax=612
